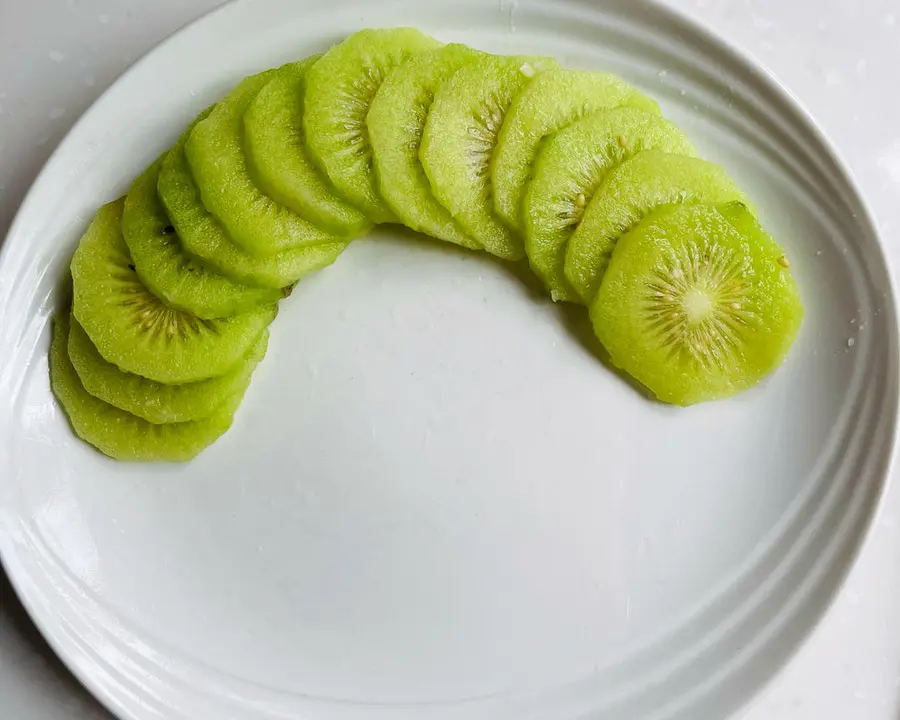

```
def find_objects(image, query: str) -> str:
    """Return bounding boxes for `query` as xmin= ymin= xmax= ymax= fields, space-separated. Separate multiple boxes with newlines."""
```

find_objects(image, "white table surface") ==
xmin=1 ymin=1 xmax=899 ymax=718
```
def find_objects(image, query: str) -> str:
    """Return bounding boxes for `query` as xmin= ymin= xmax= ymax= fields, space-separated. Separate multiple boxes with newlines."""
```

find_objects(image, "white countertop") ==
xmin=1 ymin=1 xmax=899 ymax=718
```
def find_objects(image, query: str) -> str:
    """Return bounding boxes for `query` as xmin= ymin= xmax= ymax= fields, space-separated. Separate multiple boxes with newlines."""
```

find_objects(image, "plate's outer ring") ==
xmin=0 ymin=1 xmax=896 ymax=719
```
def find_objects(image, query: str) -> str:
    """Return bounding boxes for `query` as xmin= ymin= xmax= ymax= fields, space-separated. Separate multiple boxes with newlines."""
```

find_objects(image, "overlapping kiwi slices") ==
xmin=70 ymin=200 xmax=276 ymax=385
xmin=523 ymin=108 xmax=697 ymax=302
xmin=51 ymin=28 xmax=805 ymax=462
xmin=304 ymin=27 xmax=442 ymax=224
xmin=51 ymin=313 xmax=246 ymax=462
xmin=421 ymin=53 xmax=558 ymax=260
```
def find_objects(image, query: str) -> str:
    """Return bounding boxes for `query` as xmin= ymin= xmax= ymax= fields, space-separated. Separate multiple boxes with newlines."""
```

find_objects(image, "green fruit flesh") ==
xmin=565 ymin=150 xmax=751 ymax=304
xmin=50 ymin=313 xmax=242 ymax=462
xmin=70 ymin=199 xmax=277 ymax=385
xmin=304 ymin=28 xmax=442 ymax=223
xmin=123 ymin=158 xmax=282 ymax=319
xmin=244 ymin=56 xmax=372 ymax=236
xmin=523 ymin=108 xmax=696 ymax=303
xmin=590 ymin=202 xmax=803 ymax=406
xmin=421 ymin=54 xmax=557 ymax=260
xmin=368 ymin=43 xmax=481 ymax=249
xmin=186 ymin=72 xmax=346 ymax=256
xmin=493 ymin=68 xmax=661 ymax=230
xmin=68 ymin=314 xmax=268 ymax=424
xmin=159 ymin=110 xmax=349 ymax=290
xmin=49 ymin=32 xmax=807 ymax=461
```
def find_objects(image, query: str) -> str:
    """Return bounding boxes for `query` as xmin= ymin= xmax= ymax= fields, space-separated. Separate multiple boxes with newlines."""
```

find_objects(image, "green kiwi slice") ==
xmin=243 ymin=56 xmax=372 ymax=237
xmin=368 ymin=43 xmax=482 ymax=249
xmin=186 ymin=71 xmax=348 ymax=256
xmin=70 ymin=199 xmax=277 ymax=385
xmin=159 ymin=109 xmax=349 ymax=290
xmin=564 ymin=150 xmax=751 ymax=304
xmin=523 ymin=108 xmax=696 ymax=303
xmin=123 ymin=157 xmax=282 ymax=319
xmin=68 ymin=315 xmax=268 ymax=424
xmin=50 ymin=313 xmax=242 ymax=462
xmin=590 ymin=202 xmax=803 ymax=406
xmin=420 ymin=54 xmax=558 ymax=260
xmin=304 ymin=28 xmax=442 ymax=223
xmin=492 ymin=68 xmax=661 ymax=231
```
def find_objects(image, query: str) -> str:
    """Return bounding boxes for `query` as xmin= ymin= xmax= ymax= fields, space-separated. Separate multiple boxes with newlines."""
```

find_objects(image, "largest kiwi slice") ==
xmin=123 ymin=157 xmax=282 ymax=319
xmin=50 ymin=313 xmax=241 ymax=462
xmin=523 ymin=108 xmax=696 ymax=303
xmin=186 ymin=71 xmax=348 ymax=256
xmin=68 ymin=315 xmax=268 ymax=424
xmin=492 ymin=68 xmax=661 ymax=231
xmin=304 ymin=28 xmax=441 ymax=224
xmin=590 ymin=202 xmax=803 ymax=406
xmin=368 ymin=43 xmax=482 ymax=249
xmin=564 ymin=150 xmax=751 ymax=304
xmin=159 ymin=109 xmax=349 ymax=290
xmin=70 ymin=199 xmax=277 ymax=385
xmin=243 ymin=56 xmax=372 ymax=237
xmin=420 ymin=54 xmax=558 ymax=260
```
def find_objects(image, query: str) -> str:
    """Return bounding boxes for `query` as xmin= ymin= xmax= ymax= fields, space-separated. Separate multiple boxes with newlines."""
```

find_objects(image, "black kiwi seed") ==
xmin=162 ymin=225 xmax=175 ymax=235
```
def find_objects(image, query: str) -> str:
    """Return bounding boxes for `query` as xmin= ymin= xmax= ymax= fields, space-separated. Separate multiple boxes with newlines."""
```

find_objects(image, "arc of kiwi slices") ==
xmin=243 ymin=56 xmax=372 ymax=237
xmin=50 ymin=313 xmax=242 ymax=462
xmin=186 ymin=71 xmax=350 ymax=257
xmin=590 ymin=202 xmax=803 ymax=406
xmin=71 ymin=199 xmax=277 ymax=385
xmin=492 ymin=68 xmax=661 ymax=231
xmin=420 ymin=53 xmax=558 ymax=261
xmin=68 ymin=315 xmax=268 ymax=424
xmin=123 ymin=157 xmax=283 ymax=319
xmin=367 ymin=43 xmax=482 ymax=249
xmin=564 ymin=150 xmax=752 ymax=304
xmin=303 ymin=27 xmax=442 ymax=224
xmin=159 ymin=109 xmax=349 ymax=290
xmin=523 ymin=108 xmax=697 ymax=303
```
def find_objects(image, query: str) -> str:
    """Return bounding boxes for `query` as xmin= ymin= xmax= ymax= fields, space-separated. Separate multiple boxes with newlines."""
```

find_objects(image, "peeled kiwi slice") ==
xmin=50 ymin=313 xmax=241 ymax=462
xmin=524 ymin=108 xmax=696 ymax=303
xmin=591 ymin=202 xmax=803 ymax=406
xmin=186 ymin=71 xmax=348 ymax=256
xmin=159 ymin=109 xmax=349 ymax=290
xmin=68 ymin=315 xmax=268 ymax=424
xmin=123 ymin=157 xmax=282 ymax=319
xmin=420 ymin=54 xmax=558 ymax=260
xmin=493 ymin=68 xmax=661 ymax=231
xmin=368 ymin=43 xmax=482 ymax=249
xmin=243 ymin=56 xmax=372 ymax=237
xmin=70 ymin=199 xmax=277 ymax=385
xmin=564 ymin=150 xmax=751 ymax=304
xmin=304 ymin=28 xmax=442 ymax=223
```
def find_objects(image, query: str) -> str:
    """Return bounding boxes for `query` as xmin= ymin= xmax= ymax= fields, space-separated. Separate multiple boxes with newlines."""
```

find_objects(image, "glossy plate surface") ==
xmin=0 ymin=1 xmax=896 ymax=719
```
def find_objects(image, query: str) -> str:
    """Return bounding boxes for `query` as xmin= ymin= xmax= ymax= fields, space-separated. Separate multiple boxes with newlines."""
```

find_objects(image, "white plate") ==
xmin=0 ymin=1 xmax=897 ymax=719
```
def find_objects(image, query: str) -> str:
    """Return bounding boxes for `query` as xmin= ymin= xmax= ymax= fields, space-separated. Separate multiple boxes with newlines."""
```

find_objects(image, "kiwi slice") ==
xmin=304 ymin=28 xmax=442 ymax=223
xmin=50 ymin=313 xmax=241 ymax=462
xmin=71 ymin=199 xmax=277 ymax=385
xmin=243 ymin=56 xmax=372 ymax=237
xmin=68 ymin=315 xmax=268 ymax=424
xmin=420 ymin=54 xmax=558 ymax=260
xmin=368 ymin=43 xmax=482 ymax=249
xmin=564 ymin=150 xmax=751 ymax=304
xmin=123 ymin=157 xmax=282 ymax=319
xmin=492 ymin=68 xmax=661 ymax=231
xmin=159 ymin=110 xmax=349 ymax=290
xmin=186 ymin=71 xmax=348 ymax=256
xmin=590 ymin=202 xmax=803 ymax=406
xmin=524 ymin=108 xmax=696 ymax=303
